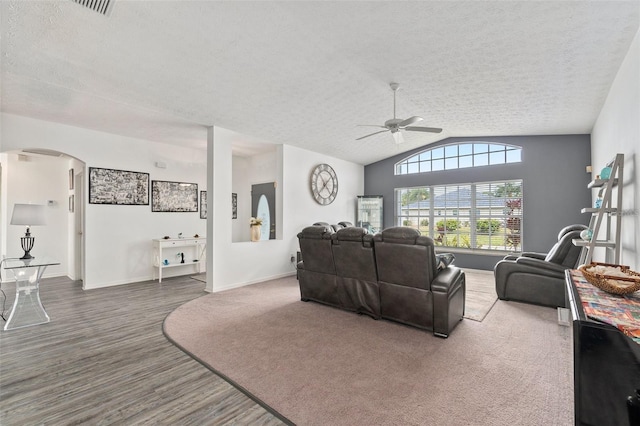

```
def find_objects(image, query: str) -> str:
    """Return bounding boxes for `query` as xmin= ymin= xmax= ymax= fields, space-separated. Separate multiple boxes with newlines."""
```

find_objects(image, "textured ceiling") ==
xmin=1 ymin=1 xmax=638 ymax=165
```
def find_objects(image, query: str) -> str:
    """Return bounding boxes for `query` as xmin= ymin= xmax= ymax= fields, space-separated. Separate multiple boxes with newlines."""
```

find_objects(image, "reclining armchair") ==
xmin=494 ymin=224 xmax=588 ymax=308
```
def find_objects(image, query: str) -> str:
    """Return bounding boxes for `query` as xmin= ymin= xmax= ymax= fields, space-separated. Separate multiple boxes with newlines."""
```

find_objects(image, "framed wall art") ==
xmin=232 ymin=193 xmax=237 ymax=219
xmin=200 ymin=191 xmax=207 ymax=219
xmin=152 ymin=180 xmax=198 ymax=212
xmin=69 ymin=195 xmax=74 ymax=213
xmin=89 ymin=167 xmax=149 ymax=205
xmin=69 ymin=168 xmax=74 ymax=190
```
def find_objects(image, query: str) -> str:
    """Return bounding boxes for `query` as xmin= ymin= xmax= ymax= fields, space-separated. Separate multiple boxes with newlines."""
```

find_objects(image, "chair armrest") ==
xmin=431 ymin=266 xmax=464 ymax=295
xmin=519 ymin=252 xmax=547 ymax=260
xmin=514 ymin=257 xmax=567 ymax=277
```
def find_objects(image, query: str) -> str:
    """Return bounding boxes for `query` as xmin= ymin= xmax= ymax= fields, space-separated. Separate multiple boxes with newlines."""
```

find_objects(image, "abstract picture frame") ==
xmin=69 ymin=195 xmax=74 ymax=213
xmin=69 ymin=168 xmax=74 ymax=190
xmin=200 ymin=191 xmax=207 ymax=219
xmin=89 ymin=167 xmax=149 ymax=205
xmin=151 ymin=180 xmax=198 ymax=212
xmin=232 ymin=193 xmax=237 ymax=219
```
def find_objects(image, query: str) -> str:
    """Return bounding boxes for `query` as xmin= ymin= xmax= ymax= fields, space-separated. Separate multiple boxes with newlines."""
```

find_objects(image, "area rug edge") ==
xmin=162 ymin=308 xmax=295 ymax=426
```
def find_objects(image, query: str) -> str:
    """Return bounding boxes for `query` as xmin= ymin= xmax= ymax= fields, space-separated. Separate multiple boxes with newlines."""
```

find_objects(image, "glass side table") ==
xmin=3 ymin=256 xmax=60 ymax=331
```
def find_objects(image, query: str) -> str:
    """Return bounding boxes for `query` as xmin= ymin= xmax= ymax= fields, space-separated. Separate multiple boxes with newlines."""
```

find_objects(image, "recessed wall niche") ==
xmin=231 ymin=141 xmax=279 ymax=243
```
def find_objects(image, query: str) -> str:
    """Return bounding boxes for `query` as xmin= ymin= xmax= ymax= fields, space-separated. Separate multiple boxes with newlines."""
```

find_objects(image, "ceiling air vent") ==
xmin=70 ymin=0 xmax=114 ymax=16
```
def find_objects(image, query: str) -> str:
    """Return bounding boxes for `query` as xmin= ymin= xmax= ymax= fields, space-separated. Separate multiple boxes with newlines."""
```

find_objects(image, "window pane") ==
xmin=432 ymin=147 xmax=444 ymax=159
xmin=474 ymin=143 xmax=488 ymax=153
xmin=459 ymin=155 xmax=473 ymax=169
xmin=489 ymin=151 xmax=505 ymax=165
xmin=506 ymin=149 xmax=521 ymax=163
xmin=474 ymin=153 xmax=488 ymax=166
xmin=419 ymin=151 xmax=431 ymax=161
xmin=445 ymin=145 xmax=458 ymax=157
xmin=432 ymin=159 xmax=444 ymax=171
xmin=445 ymin=157 xmax=458 ymax=170
xmin=420 ymin=160 xmax=431 ymax=173
xmin=396 ymin=164 xmax=403 ymax=175
xmin=408 ymin=162 xmax=419 ymax=174
xmin=400 ymin=164 xmax=407 ymax=174
xmin=489 ymin=144 xmax=505 ymax=152
xmin=459 ymin=144 xmax=473 ymax=156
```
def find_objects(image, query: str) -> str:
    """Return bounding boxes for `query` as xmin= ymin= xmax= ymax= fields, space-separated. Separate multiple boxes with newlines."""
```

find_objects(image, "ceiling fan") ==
xmin=356 ymin=82 xmax=442 ymax=144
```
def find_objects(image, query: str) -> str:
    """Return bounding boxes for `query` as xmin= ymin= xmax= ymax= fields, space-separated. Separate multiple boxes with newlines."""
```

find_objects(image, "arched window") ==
xmin=394 ymin=142 xmax=522 ymax=175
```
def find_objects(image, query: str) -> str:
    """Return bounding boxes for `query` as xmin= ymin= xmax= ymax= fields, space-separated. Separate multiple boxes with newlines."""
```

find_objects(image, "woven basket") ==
xmin=578 ymin=262 xmax=640 ymax=295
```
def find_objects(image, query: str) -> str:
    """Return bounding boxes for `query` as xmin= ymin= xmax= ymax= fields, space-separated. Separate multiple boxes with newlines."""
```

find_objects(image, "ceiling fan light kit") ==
xmin=357 ymin=82 xmax=442 ymax=143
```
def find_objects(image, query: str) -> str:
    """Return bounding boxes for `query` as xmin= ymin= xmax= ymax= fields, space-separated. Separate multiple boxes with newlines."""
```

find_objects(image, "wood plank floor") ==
xmin=0 ymin=275 xmax=287 ymax=425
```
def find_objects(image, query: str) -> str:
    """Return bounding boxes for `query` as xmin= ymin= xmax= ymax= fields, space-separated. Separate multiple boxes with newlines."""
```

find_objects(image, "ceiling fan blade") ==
xmin=356 ymin=129 xmax=389 ymax=140
xmin=398 ymin=116 xmax=423 ymax=127
xmin=405 ymin=126 xmax=443 ymax=134
xmin=356 ymin=124 xmax=387 ymax=129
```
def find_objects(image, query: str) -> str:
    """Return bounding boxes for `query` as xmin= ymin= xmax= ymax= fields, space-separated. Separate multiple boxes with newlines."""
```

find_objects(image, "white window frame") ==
xmin=395 ymin=180 xmax=523 ymax=254
xmin=394 ymin=142 xmax=522 ymax=175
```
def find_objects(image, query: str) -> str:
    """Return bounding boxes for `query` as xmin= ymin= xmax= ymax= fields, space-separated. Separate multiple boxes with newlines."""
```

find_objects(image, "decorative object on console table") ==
xmin=10 ymin=203 xmax=47 ymax=260
xmin=250 ymin=217 xmax=263 ymax=242
xmin=578 ymin=262 xmax=640 ymax=295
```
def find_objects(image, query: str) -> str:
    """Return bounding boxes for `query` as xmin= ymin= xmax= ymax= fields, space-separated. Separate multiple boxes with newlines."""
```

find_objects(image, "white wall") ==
xmin=1 ymin=154 xmax=70 ymax=278
xmin=1 ymin=114 xmax=365 ymax=291
xmin=1 ymin=113 xmax=207 ymax=288
xmin=591 ymin=28 xmax=639 ymax=269
xmin=207 ymin=128 xmax=364 ymax=292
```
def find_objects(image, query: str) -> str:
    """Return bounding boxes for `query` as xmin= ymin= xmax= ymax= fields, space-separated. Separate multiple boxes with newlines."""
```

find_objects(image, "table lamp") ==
xmin=10 ymin=203 xmax=47 ymax=259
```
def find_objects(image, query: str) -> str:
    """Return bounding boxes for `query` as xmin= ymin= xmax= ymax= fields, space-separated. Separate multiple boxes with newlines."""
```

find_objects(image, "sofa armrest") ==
xmin=514 ymin=257 xmax=567 ymax=277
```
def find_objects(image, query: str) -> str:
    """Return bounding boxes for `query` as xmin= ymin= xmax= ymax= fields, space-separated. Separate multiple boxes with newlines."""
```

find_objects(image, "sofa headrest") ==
xmin=557 ymin=224 xmax=588 ymax=241
xmin=331 ymin=227 xmax=374 ymax=247
xmin=298 ymin=225 xmax=333 ymax=239
xmin=373 ymin=226 xmax=427 ymax=245
xmin=338 ymin=221 xmax=353 ymax=228
xmin=334 ymin=227 xmax=367 ymax=241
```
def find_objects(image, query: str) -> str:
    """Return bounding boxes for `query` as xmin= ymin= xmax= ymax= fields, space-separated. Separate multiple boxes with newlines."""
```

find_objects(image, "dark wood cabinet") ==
xmin=565 ymin=269 xmax=640 ymax=426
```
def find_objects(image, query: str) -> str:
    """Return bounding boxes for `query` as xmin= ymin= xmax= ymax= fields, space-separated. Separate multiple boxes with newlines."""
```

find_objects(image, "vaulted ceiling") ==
xmin=1 ymin=1 xmax=638 ymax=165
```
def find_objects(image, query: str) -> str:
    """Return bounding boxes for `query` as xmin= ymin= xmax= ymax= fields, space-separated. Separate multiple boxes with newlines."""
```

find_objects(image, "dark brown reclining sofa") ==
xmin=297 ymin=225 xmax=466 ymax=338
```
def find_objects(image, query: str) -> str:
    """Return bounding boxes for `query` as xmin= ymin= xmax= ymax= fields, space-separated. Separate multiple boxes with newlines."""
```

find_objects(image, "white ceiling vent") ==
xmin=70 ymin=0 xmax=114 ymax=16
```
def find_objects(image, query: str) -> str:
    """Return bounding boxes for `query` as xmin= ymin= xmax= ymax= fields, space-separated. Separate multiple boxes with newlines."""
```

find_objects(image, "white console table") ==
xmin=152 ymin=237 xmax=206 ymax=283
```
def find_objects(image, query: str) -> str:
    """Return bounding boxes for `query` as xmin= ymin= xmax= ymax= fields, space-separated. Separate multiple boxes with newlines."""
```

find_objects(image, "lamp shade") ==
xmin=10 ymin=204 xmax=47 ymax=226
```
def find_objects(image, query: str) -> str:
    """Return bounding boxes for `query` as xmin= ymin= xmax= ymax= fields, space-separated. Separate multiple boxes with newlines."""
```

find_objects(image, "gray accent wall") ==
xmin=364 ymin=135 xmax=592 ymax=270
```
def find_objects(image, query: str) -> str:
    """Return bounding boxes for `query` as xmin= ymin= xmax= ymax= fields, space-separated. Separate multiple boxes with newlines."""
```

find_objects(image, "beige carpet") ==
xmin=164 ymin=274 xmax=572 ymax=425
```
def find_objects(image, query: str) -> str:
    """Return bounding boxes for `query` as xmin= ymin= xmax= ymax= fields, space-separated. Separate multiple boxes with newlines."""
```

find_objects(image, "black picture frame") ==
xmin=152 ymin=180 xmax=198 ymax=212
xmin=89 ymin=167 xmax=149 ymax=205
xmin=232 ymin=193 xmax=237 ymax=219
xmin=200 ymin=191 xmax=207 ymax=219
